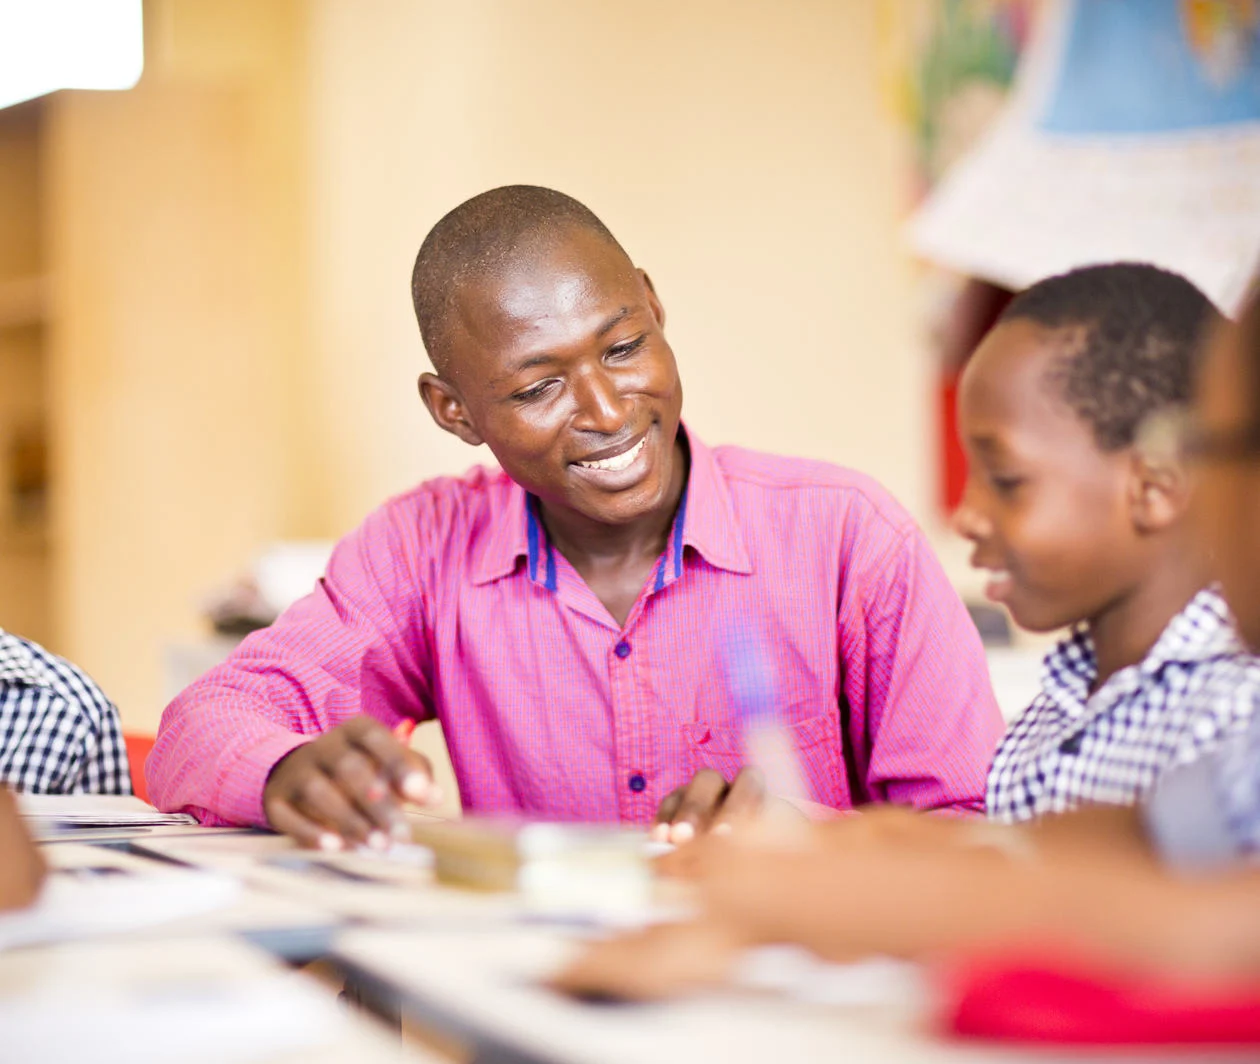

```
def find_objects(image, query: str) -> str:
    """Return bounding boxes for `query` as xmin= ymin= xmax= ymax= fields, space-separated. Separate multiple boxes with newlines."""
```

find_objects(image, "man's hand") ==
xmin=263 ymin=716 xmax=438 ymax=851
xmin=653 ymin=767 xmax=806 ymax=844
xmin=0 ymin=788 xmax=44 ymax=910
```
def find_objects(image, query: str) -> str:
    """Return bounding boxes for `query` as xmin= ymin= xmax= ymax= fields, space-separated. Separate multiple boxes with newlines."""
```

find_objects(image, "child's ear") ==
xmin=1127 ymin=451 xmax=1190 ymax=534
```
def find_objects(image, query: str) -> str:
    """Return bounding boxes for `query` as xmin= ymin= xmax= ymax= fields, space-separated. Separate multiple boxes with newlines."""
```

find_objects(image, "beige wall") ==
xmin=43 ymin=0 xmax=310 ymax=730
xmin=305 ymin=0 xmax=927 ymax=533
xmin=23 ymin=0 xmax=931 ymax=735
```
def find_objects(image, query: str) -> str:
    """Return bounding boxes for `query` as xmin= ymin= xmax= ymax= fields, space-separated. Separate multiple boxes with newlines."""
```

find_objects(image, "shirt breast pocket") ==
xmin=680 ymin=702 xmax=841 ymax=805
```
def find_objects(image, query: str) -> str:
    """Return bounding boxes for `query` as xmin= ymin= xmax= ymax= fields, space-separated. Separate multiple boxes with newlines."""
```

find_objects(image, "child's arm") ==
xmin=0 ymin=789 xmax=43 ymax=911
xmin=555 ymin=827 xmax=1260 ymax=1001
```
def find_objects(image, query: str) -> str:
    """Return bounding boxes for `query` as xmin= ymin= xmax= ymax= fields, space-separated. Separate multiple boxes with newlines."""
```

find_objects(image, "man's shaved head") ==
xmin=411 ymin=185 xmax=628 ymax=373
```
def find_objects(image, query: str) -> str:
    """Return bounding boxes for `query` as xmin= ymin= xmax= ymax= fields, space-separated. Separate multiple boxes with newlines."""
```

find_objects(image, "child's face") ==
xmin=953 ymin=320 xmax=1143 ymax=632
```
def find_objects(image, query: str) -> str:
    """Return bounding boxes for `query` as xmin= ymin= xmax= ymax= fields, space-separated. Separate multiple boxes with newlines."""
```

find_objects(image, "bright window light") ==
xmin=0 ymin=0 xmax=143 ymax=111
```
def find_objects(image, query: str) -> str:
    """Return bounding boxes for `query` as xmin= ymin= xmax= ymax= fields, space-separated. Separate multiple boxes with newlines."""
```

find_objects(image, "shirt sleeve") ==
xmin=78 ymin=689 xmax=132 ymax=796
xmin=837 ymin=523 xmax=1005 ymax=814
xmin=1144 ymin=709 xmax=1260 ymax=870
xmin=147 ymin=503 xmax=435 ymax=826
xmin=28 ymin=647 xmax=133 ymax=797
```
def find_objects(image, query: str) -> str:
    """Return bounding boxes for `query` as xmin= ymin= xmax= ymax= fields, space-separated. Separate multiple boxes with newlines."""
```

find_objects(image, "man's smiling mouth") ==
xmin=575 ymin=434 xmax=647 ymax=473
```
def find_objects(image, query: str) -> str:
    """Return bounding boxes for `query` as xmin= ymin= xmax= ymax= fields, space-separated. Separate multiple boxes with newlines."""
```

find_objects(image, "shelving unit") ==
xmin=0 ymin=100 xmax=52 ymax=645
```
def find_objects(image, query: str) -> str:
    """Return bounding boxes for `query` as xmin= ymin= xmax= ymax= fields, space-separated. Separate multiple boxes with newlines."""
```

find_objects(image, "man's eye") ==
xmin=607 ymin=336 xmax=646 ymax=361
xmin=514 ymin=380 xmax=557 ymax=402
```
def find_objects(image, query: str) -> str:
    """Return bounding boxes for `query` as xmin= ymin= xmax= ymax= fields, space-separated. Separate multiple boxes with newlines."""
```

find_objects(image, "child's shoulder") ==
xmin=0 ymin=630 xmax=114 ymax=717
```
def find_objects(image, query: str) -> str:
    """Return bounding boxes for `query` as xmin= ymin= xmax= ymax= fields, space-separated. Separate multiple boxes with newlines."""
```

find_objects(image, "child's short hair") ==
xmin=999 ymin=263 xmax=1221 ymax=450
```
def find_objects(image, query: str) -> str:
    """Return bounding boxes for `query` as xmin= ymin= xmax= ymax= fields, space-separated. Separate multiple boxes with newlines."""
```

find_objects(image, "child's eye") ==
xmin=607 ymin=336 xmax=646 ymax=361
xmin=990 ymin=474 xmax=1024 ymax=496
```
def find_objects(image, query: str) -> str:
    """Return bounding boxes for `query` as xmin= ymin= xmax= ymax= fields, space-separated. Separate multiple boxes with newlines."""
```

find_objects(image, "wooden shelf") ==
xmin=0 ymin=518 xmax=49 ymax=555
xmin=0 ymin=275 xmax=46 ymax=329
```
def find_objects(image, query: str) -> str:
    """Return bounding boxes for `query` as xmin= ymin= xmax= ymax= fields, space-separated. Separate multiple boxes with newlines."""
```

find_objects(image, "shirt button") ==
xmin=614 ymin=640 xmax=631 ymax=659
xmin=628 ymin=773 xmax=646 ymax=792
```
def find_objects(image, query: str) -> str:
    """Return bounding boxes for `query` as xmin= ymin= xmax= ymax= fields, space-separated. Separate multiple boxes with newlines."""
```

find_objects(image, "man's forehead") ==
xmin=496 ymin=272 xmax=606 ymax=325
xmin=452 ymin=253 xmax=642 ymax=344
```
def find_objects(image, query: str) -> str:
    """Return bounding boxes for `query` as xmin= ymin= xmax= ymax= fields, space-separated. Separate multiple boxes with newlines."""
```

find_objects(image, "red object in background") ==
xmin=124 ymin=733 xmax=155 ymax=803
xmin=939 ymin=369 xmax=969 ymax=514
xmin=934 ymin=280 xmax=1013 ymax=515
xmin=940 ymin=953 xmax=1260 ymax=1046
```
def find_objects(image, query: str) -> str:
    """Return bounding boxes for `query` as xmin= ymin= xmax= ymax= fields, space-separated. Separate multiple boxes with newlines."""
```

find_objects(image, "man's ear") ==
xmin=639 ymin=269 xmax=666 ymax=330
xmin=1128 ymin=450 xmax=1190 ymax=534
xmin=419 ymin=373 xmax=483 ymax=447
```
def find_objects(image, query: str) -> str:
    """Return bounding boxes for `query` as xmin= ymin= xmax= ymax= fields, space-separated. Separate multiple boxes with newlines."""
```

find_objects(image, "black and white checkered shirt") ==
xmin=0 ymin=629 xmax=130 ymax=794
xmin=987 ymin=588 xmax=1260 ymax=823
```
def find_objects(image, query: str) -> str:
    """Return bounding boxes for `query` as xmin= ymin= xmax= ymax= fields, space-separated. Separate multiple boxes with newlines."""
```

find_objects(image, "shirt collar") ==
xmin=1140 ymin=585 xmax=1244 ymax=670
xmin=0 ymin=630 xmax=54 ymax=689
xmin=676 ymin=426 xmax=753 ymax=576
xmin=470 ymin=476 xmax=531 ymax=586
xmin=470 ymin=422 xmax=753 ymax=588
xmin=1040 ymin=586 xmax=1243 ymax=710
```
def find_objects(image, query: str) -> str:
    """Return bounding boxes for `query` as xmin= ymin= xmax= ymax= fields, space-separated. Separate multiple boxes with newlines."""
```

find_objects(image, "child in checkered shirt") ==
xmin=955 ymin=264 xmax=1260 ymax=822
xmin=0 ymin=629 xmax=131 ymax=795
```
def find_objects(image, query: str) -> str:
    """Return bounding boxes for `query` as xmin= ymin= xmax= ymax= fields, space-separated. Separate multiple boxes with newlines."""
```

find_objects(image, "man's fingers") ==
xmin=316 ymin=743 xmax=405 ymax=839
xmin=262 ymin=717 xmax=448 ymax=851
xmin=265 ymin=796 xmax=342 ymax=851
xmin=668 ymin=769 xmax=729 ymax=844
xmin=350 ymin=718 xmax=437 ymax=804
xmin=652 ymin=788 xmax=685 ymax=841
xmin=712 ymin=767 xmax=766 ymax=833
xmin=291 ymin=771 xmax=377 ymax=845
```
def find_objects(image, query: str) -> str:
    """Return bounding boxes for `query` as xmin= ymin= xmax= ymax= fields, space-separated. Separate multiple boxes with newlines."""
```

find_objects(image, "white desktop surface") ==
xmin=0 ymin=934 xmax=439 ymax=1064
xmin=331 ymin=925 xmax=1191 ymax=1064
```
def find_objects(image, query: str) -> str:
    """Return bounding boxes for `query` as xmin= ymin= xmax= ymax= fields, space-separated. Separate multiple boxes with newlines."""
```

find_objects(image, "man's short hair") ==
xmin=411 ymin=185 xmax=626 ymax=372
xmin=999 ymin=263 xmax=1222 ymax=450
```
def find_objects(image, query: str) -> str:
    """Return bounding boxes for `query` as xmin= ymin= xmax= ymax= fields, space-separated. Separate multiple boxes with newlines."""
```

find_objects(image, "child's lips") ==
xmin=983 ymin=569 xmax=1015 ymax=603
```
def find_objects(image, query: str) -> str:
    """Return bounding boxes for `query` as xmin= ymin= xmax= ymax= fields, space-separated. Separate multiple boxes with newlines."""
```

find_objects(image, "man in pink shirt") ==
xmin=148 ymin=186 xmax=1003 ymax=848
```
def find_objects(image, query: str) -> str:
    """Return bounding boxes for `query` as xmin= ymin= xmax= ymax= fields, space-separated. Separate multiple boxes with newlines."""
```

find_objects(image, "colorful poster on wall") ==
xmin=879 ymin=0 xmax=1035 ymax=513
xmin=885 ymin=0 xmax=1260 ymax=514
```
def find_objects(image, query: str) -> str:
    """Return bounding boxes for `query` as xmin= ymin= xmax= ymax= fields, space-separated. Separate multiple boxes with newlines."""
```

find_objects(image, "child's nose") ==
xmin=950 ymin=502 xmax=991 ymax=542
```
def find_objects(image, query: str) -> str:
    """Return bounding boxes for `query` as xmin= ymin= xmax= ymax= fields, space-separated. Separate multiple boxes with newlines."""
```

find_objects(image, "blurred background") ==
xmin=1 ymin=0 xmax=1257 ymax=781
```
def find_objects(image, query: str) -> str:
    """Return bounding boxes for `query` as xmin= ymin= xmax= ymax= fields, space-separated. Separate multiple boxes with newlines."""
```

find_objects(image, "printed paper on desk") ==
xmin=18 ymin=793 xmax=197 ymax=831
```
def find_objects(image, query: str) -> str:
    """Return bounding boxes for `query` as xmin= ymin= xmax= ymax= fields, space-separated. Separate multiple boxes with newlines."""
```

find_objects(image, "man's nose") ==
xmin=571 ymin=367 xmax=630 ymax=435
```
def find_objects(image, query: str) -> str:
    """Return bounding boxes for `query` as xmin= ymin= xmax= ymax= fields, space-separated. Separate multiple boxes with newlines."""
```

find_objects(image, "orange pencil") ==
xmin=394 ymin=718 xmax=417 ymax=744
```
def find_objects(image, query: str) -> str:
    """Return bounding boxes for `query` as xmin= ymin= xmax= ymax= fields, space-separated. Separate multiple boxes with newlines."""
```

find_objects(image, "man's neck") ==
xmin=1088 ymin=541 xmax=1208 ymax=690
xmin=539 ymin=436 xmax=689 ymax=570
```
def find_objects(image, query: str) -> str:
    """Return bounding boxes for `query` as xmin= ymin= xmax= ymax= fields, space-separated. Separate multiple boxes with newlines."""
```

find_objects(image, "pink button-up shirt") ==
xmin=149 ymin=431 xmax=1003 ymax=826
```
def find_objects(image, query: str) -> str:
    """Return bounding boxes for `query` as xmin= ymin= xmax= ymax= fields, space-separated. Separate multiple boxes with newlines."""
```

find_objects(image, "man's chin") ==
xmin=572 ymin=485 xmax=662 ymax=526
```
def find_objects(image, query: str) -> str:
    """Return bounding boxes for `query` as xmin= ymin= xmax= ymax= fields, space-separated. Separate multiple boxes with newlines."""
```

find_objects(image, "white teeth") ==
xmin=577 ymin=435 xmax=646 ymax=472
